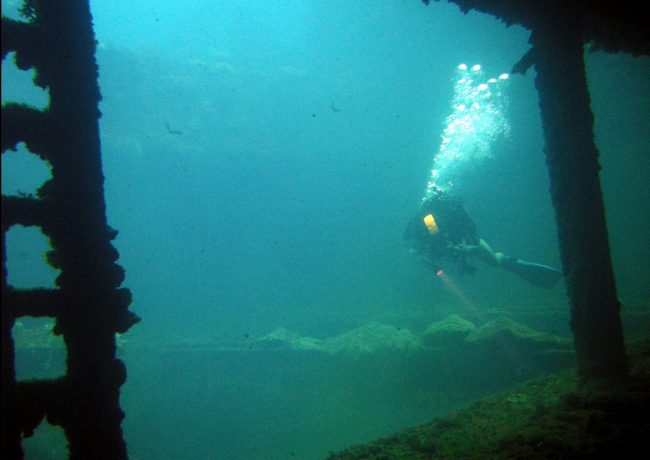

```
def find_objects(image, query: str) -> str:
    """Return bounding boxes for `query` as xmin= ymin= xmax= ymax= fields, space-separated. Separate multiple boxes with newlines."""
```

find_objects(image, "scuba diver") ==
xmin=403 ymin=186 xmax=562 ymax=289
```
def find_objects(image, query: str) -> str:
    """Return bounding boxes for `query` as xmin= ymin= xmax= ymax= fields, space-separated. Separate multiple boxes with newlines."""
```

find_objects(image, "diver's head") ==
xmin=424 ymin=183 xmax=445 ymax=200
xmin=424 ymin=180 xmax=443 ymax=198
xmin=420 ymin=186 xmax=449 ymax=212
xmin=432 ymin=184 xmax=445 ymax=196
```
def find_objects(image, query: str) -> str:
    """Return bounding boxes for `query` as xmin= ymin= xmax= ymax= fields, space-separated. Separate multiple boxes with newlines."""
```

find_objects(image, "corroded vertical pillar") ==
xmin=2 ymin=1 xmax=139 ymax=458
xmin=532 ymin=11 xmax=627 ymax=382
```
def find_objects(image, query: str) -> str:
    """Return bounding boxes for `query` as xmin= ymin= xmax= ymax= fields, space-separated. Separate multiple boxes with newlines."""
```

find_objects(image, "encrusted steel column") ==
xmin=2 ymin=1 xmax=139 ymax=458
xmin=423 ymin=0 xmax=632 ymax=384
xmin=531 ymin=9 xmax=628 ymax=383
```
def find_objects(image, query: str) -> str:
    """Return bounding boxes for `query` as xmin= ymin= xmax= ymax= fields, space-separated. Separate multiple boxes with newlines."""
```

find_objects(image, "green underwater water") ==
xmin=3 ymin=0 xmax=649 ymax=459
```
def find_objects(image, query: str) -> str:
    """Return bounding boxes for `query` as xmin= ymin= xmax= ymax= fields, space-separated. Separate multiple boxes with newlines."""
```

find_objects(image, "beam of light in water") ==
xmin=423 ymin=64 xmax=510 ymax=198
xmin=435 ymin=268 xmax=477 ymax=311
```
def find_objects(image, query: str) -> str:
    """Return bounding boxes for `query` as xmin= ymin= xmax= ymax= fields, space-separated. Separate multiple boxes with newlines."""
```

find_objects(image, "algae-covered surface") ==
xmin=11 ymin=312 xmax=648 ymax=459
xmin=327 ymin=338 xmax=650 ymax=459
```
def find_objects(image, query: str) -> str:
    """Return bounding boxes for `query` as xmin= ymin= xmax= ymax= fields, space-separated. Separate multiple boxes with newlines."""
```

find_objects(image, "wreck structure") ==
xmin=1 ymin=1 xmax=139 ymax=458
xmin=424 ymin=0 xmax=648 ymax=382
xmin=1 ymin=0 xmax=648 ymax=458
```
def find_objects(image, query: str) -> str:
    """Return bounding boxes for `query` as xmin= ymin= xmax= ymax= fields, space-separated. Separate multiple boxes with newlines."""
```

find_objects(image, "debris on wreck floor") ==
xmin=327 ymin=338 xmax=650 ymax=460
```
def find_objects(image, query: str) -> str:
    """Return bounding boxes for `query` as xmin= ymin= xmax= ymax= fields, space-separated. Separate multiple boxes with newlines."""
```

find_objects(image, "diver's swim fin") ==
xmin=503 ymin=257 xmax=562 ymax=289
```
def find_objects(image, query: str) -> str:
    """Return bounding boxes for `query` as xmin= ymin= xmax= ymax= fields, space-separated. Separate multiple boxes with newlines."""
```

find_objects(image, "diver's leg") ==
xmin=476 ymin=239 xmax=505 ymax=266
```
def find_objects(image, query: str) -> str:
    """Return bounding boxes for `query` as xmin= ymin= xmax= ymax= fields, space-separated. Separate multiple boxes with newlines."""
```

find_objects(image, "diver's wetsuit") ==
xmin=404 ymin=191 xmax=562 ymax=287
xmin=403 ymin=192 xmax=479 ymax=272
